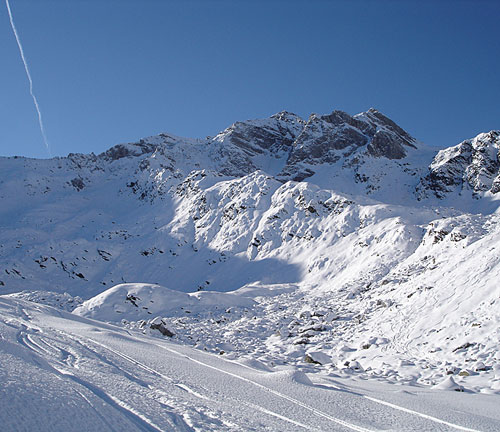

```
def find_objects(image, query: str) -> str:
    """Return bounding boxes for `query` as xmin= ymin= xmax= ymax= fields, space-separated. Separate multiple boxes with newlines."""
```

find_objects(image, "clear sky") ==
xmin=1 ymin=0 xmax=499 ymax=159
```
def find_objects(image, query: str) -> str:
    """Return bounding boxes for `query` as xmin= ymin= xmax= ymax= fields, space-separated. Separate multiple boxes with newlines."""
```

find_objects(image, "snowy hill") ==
xmin=1 ymin=107 xmax=500 ymax=416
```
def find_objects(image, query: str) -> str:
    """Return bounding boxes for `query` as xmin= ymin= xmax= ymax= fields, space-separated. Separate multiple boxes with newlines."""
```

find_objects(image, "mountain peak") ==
xmin=270 ymin=110 xmax=304 ymax=122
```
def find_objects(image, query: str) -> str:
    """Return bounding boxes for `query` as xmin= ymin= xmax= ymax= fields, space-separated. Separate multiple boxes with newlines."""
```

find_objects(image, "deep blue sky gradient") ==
xmin=1 ymin=0 xmax=499 ymax=158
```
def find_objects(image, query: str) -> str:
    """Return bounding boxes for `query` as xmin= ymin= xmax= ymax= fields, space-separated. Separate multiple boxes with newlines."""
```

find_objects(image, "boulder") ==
xmin=149 ymin=317 xmax=175 ymax=337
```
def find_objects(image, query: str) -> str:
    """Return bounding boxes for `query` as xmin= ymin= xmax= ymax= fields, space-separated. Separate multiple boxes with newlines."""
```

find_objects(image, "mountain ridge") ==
xmin=34 ymin=107 xmax=497 ymax=207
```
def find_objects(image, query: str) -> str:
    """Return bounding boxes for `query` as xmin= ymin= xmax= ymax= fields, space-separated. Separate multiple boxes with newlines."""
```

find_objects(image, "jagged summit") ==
xmin=269 ymin=110 xmax=303 ymax=121
xmin=60 ymin=107 xmax=424 ymax=195
xmin=279 ymin=108 xmax=421 ymax=184
xmin=77 ymin=107 xmax=417 ymax=166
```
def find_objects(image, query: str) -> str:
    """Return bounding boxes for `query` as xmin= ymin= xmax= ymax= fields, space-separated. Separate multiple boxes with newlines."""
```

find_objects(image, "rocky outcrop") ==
xmin=100 ymin=141 xmax=158 ymax=162
xmin=206 ymin=111 xmax=305 ymax=176
xmin=7 ymin=107 xmax=499 ymax=210
xmin=278 ymin=108 xmax=418 ymax=181
xmin=62 ymin=108 xmax=500 ymax=204
xmin=63 ymin=108 xmax=420 ymax=189
xmin=219 ymin=112 xmax=304 ymax=156
xmin=417 ymin=131 xmax=500 ymax=198
xmin=360 ymin=108 xmax=416 ymax=157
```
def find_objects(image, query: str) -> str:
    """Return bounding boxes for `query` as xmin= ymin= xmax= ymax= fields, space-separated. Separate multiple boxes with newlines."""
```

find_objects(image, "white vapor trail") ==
xmin=5 ymin=0 xmax=51 ymax=156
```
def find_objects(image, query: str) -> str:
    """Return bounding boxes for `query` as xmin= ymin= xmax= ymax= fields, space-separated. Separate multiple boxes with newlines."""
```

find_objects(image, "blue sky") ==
xmin=1 ymin=0 xmax=499 ymax=158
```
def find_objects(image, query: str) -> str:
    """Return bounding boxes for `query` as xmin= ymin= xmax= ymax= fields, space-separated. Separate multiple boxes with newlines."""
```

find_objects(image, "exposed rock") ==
xmin=208 ymin=112 xmax=305 ymax=176
xmin=149 ymin=317 xmax=175 ymax=337
xmin=360 ymin=108 xmax=416 ymax=149
xmin=348 ymin=360 xmax=363 ymax=371
xmin=305 ymin=351 xmax=332 ymax=365
xmin=418 ymin=130 xmax=500 ymax=198
xmin=280 ymin=108 xmax=417 ymax=182
xmin=126 ymin=294 xmax=140 ymax=307
xmin=304 ymin=354 xmax=321 ymax=364
xmin=367 ymin=130 xmax=407 ymax=159
xmin=100 ymin=142 xmax=157 ymax=162
xmin=475 ymin=361 xmax=488 ymax=372
xmin=452 ymin=342 xmax=475 ymax=353
xmin=70 ymin=177 xmax=85 ymax=191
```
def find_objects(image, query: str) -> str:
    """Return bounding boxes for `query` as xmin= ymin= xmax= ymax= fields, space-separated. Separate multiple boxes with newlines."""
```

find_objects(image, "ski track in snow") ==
xmin=79 ymin=333 xmax=350 ymax=431
xmin=154 ymin=341 xmax=373 ymax=432
xmin=363 ymin=397 xmax=479 ymax=432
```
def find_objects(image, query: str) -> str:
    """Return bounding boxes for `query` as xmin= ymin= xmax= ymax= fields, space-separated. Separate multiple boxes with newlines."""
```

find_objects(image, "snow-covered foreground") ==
xmin=1 ymin=296 xmax=499 ymax=432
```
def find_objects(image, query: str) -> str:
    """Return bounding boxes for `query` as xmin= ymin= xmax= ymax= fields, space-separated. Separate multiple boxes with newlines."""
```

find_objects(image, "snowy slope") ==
xmin=1 ymin=107 xmax=500 ymax=414
xmin=2 ymin=296 xmax=500 ymax=432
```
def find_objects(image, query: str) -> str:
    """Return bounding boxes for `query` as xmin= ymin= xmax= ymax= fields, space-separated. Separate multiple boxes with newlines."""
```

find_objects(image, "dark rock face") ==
xmin=367 ymin=130 xmax=407 ymax=159
xmin=362 ymin=108 xmax=416 ymax=149
xmin=64 ymin=108 xmax=500 ymax=203
xmin=491 ymin=176 xmax=500 ymax=194
xmin=417 ymin=131 xmax=500 ymax=198
xmin=322 ymin=110 xmax=375 ymax=135
xmin=72 ymin=108 xmax=416 ymax=186
xmin=70 ymin=177 xmax=85 ymax=191
xmin=100 ymin=142 xmax=157 ymax=162
xmin=294 ymin=117 xmax=368 ymax=157
xmin=279 ymin=108 xmax=417 ymax=181
xmin=418 ymin=146 xmax=472 ymax=197
xmin=227 ymin=112 xmax=304 ymax=156
xmin=206 ymin=111 xmax=305 ymax=177
xmin=212 ymin=108 xmax=416 ymax=181
xmin=59 ymin=107 xmax=500 ymax=203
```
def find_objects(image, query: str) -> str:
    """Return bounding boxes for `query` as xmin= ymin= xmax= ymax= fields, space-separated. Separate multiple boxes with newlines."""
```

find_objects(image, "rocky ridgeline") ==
xmin=65 ymin=108 xmax=499 ymax=201
xmin=11 ymin=107 xmax=497 ymax=203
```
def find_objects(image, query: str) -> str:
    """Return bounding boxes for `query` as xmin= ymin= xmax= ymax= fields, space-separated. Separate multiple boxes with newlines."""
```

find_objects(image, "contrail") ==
xmin=5 ymin=0 xmax=51 ymax=156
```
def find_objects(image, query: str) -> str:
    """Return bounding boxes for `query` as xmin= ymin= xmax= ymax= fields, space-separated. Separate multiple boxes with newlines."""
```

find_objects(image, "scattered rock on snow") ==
xmin=305 ymin=351 xmax=331 ymax=365
xmin=453 ymin=342 xmax=475 ymax=353
xmin=304 ymin=354 xmax=321 ymax=364
xmin=446 ymin=366 xmax=460 ymax=375
xmin=348 ymin=360 xmax=363 ymax=371
xmin=475 ymin=361 xmax=488 ymax=372
xmin=149 ymin=317 xmax=175 ymax=337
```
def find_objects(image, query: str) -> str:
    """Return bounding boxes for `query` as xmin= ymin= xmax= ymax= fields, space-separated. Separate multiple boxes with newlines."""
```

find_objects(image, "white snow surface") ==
xmin=73 ymin=283 xmax=255 ymax=321
xmin=1 ymin=296 xmax=500 ymax=431
xmin=1 ymin=109 xmax=500 ymax=430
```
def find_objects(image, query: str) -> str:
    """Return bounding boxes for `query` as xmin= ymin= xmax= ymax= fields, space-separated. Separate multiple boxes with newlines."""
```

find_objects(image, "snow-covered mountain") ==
xmin=1 ymin=107 xmax=498 ymax=294
xmin=1 ymin=107 xmax=500 ymax=424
